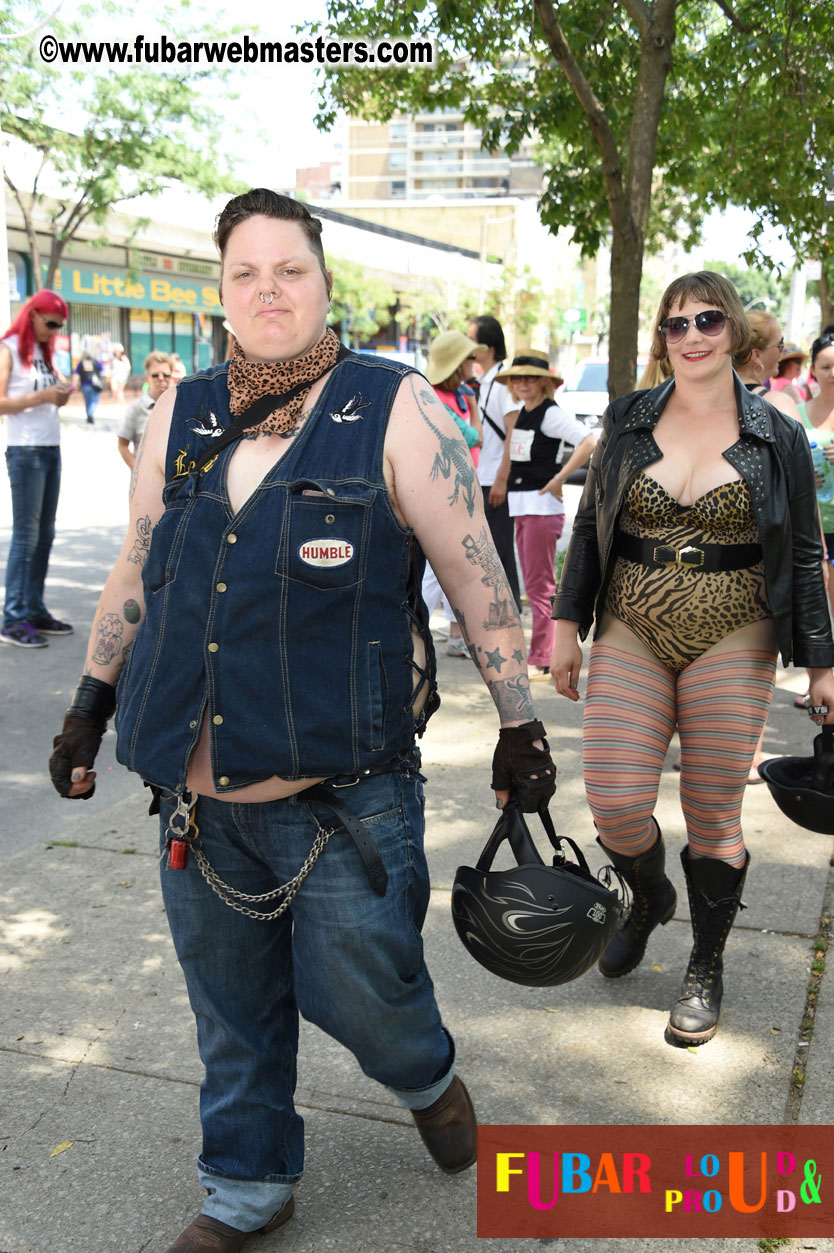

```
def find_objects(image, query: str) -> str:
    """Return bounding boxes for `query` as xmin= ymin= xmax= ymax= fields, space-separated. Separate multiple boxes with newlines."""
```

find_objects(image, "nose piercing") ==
xmin=259 ymin=292 xmax=275 ymax=304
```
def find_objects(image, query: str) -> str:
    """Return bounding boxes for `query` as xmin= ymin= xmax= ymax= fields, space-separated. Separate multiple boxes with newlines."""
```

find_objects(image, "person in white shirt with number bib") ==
xmin=467 ymin=316 xmax=522 ymax=608
xmin=0 ymin=290 xmax=73 ymax=648
xmin=495 ymin=350 xmax=595 ymax=673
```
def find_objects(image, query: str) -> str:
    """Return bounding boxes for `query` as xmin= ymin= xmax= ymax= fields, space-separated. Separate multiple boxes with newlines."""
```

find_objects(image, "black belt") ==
xmin=613 ymin=531 xmax=762 ymax=573
xmin=302 ymin=748 xmax=426 ymax=899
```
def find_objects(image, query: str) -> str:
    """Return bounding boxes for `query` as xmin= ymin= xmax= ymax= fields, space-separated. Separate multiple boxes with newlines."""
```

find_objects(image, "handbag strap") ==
xmin=479 ymin=362 xmax=506 ymax=442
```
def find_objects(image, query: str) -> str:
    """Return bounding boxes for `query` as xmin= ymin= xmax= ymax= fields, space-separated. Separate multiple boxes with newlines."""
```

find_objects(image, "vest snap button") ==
xmin=189 ymin=720 xmax=198 ymax=729
xmin=208 ymin=642 xmax=219 ymax=653
xmin=213 ymin=714 xmax=224 ymax=726
xmin=325 ymin=514 xmax=335 ymax=524
xmin=216 ymin=582 xmax=227 ymax=593
xmin=227 ymin=533 xmax=238 ymax=544
xmin=218 ymin=776 xmax=230 ymax=787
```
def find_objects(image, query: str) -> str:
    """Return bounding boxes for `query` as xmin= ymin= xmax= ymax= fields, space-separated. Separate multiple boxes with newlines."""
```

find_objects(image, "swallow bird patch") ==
xmin=191 ymin=411 xmax=225 ymax=438
xmin=330 ymin=394 xmax=369 ymax=423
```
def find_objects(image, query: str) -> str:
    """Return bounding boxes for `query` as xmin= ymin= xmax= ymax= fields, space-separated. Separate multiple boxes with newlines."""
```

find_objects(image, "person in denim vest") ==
xmin=50 ymin=190 xmax=556 ymax=1253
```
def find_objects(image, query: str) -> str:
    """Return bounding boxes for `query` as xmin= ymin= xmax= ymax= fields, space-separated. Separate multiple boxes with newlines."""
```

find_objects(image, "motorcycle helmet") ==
xmin=758 ymin=726 xmax=834 ymax=835
xmin=451 ymin=801 xmax=622 ymax=987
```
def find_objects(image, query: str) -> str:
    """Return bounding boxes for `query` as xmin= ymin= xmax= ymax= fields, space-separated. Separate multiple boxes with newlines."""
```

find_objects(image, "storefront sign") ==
xmin=52 ymin=263 xmax=221 ymax=313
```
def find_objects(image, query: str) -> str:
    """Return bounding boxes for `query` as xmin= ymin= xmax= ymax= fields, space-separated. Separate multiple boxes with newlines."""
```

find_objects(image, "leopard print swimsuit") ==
xmin=604 ymin=472 xmax=771 ymax=671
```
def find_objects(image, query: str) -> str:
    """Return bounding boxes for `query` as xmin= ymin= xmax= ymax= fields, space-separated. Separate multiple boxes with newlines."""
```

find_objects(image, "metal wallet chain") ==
xmin=164 ymin=791 xmax=336 ymax=922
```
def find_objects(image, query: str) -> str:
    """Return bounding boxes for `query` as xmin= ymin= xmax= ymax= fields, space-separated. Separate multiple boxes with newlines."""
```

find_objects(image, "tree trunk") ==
xmin=820 ymin=262 xmax=833 ymax=330
xmin=6 ymin=187 xmax=43 ymax=293
xmin=44 ymin=234 xmax=65 ymax=292
xmin=608 ymin=221 xmax=644 ymax=401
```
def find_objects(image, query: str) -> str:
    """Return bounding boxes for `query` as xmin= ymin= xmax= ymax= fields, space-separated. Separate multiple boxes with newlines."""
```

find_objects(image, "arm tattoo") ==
xmin=462 ymin=527 xmax=521 ymax=630
xmin=129 ymin=429 xmax=148 ymax=501
xmin=449 ymin=605 xmax=479 ymax=663
xmin=123 ymin=598 xmax=141 ymax=624
xmin=410 ymin=379 xmax=478 ymax=516
xmin=127 ymin=515 xmax=152 ymax=565
xmin=91 ymin=612 xmax=124 ymax=665
xmin=487 ymin=675 xmax=535 ymax=723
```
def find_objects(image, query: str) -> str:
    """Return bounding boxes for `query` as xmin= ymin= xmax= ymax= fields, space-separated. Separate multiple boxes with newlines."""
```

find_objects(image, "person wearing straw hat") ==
xmin=494 ymin=350 xmax=595 ymax=674
xmin=423 ymin=330 xmax=481 ymax=655
xmin=771 ymin=342 xmax=808 ymax=403
xmin=467 ymin=315 xmax=521 ymax=608
xmin=424 ymin=330 xmax=482 ymax=453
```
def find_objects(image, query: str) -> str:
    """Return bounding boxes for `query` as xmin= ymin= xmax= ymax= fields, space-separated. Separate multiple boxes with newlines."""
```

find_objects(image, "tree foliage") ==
xmin=309 ymin=0 xmax=834 ymax=397
xmin=328 ymin=256 xmax=397 ymax=344
xmin=1 ymin=0 xmax=243 ymax=289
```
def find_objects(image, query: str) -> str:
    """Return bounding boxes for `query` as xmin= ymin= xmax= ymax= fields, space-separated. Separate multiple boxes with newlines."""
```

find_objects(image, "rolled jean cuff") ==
xmin=390 ymin=1031 xmax=456 ymax=1112
xmin=198 ymin=1164 xmax=295 ymax=1232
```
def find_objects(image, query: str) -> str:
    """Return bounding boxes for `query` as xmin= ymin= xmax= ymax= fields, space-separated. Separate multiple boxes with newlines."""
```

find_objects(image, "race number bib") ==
xmin=510 ymin=427 xmax=535 ymax=462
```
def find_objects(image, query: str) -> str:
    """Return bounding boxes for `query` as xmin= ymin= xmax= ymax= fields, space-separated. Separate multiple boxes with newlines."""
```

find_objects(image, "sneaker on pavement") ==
xmin=446 ymin=635 xmax=470 ymax=658
xmin=0 ymin=622 xmax=49 ymax=648
xmin=30 ymin=614 xmax=73 ymax=635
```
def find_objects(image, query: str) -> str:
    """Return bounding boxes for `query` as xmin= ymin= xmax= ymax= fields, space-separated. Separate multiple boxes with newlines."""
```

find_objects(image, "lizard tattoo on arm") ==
xmin=411 ymin=379 xmax=478 ymax=517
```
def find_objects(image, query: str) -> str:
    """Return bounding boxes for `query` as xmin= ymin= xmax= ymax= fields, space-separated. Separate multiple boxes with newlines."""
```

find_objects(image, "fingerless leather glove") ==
xmin=49 ymin=676 xmax=117 ymax=799
xmin=491 ymin=719 xmax=557 ymax=812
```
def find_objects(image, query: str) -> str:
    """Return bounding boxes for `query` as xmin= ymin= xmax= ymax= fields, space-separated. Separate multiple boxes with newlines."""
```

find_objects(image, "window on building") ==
xmin=390 ymin=180 xmax=407 ymax=197
xmin=389 ymin=151 xmax=407 ymax=169
xmin=390 ymin=122 xmax=407 ymax=141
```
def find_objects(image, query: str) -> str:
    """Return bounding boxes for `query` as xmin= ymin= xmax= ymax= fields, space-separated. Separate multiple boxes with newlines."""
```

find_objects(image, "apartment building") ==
xmin=346 ymin=110 xmax=541 ymax=202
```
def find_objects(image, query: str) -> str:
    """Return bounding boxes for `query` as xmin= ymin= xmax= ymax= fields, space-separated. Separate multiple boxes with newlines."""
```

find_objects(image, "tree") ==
xmin=1 ymin=1 xmax=241 ymax=290
xmin=700 ymin=262 xmax=790 ymax=320
xmin=310 ymin=0 xmax=834 ymax=397
xmin=329 ymin=257 xmax=397 ymax=344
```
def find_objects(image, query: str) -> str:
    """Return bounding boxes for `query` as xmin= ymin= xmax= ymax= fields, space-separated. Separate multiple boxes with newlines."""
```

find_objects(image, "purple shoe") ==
xmin=0 ymin=622 xmax=49 ymax=648
xmin=30 ymin=614 xmax=73 ymax=635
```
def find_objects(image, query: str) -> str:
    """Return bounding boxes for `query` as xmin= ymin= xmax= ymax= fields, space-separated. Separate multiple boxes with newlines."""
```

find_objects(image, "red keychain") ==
xmin=168 ymin=838 xmax=189 ymax=869
xmin=165 ymin=795 xmax=198 ymax=869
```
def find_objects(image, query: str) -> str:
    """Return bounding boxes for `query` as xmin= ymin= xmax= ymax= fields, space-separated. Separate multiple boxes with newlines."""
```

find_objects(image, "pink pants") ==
xmin=514 ymin=512 xmax=564 ymax=668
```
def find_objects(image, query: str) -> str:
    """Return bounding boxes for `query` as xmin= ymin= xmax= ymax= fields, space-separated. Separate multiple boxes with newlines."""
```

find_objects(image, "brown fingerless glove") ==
xmin=49 ymin=676 xmax=116 ymax=799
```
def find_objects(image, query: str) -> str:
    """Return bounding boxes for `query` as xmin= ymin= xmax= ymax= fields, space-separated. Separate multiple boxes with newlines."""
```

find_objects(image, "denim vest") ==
xmin=115 ymin=354 xmax=438 ymax=793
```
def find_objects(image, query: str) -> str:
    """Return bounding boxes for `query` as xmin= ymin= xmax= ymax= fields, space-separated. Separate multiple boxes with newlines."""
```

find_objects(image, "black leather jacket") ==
xmin=553 ymin=373 xmax=834 ymax=669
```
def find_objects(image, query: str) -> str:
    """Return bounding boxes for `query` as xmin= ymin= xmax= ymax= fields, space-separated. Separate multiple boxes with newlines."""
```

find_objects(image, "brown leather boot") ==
xmin=166 ymin=1196 xmax=294 ymax=1252
xmin=411 ymin=1075 xmax=477 ymax=1174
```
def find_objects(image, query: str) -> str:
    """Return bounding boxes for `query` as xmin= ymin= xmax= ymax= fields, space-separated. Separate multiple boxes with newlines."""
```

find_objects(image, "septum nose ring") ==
xmin=259 ymin=291 xmax=275 ymax=304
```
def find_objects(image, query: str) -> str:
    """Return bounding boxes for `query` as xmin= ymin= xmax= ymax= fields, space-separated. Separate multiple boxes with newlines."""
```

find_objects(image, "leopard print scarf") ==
xmin=227 ymin=326 xmax=341 ymax=437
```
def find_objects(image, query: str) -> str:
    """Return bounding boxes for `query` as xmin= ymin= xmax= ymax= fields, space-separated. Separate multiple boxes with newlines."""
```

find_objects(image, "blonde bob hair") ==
xmin=747 ymin=310 xmax=782 ymax=353
xmin=506 ymin=373 xmax=557 ymax=404
xmin=650 ymin=271 xmax=752 ymax=368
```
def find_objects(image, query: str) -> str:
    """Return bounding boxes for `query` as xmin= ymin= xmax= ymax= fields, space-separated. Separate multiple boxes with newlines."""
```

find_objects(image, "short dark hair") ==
xmin=811 ymin=325 xmax=834 ymax=366
xmin=214 ymin=188 xmax=331 ymax=294
xmin=650 ymin=271 xmax=752 ymax=367
xmin=470 ymin=315 xmax=507 ymax=361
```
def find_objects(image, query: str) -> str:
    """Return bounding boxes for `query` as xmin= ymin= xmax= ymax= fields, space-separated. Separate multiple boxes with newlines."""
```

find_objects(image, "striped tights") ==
xmin=583 ymin=643 xmax=776 ymax=868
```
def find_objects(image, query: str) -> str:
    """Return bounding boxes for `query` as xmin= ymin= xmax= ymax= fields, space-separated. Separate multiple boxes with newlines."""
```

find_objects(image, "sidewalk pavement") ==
xmin=2 ymin=610 xmax=834 ymax=1251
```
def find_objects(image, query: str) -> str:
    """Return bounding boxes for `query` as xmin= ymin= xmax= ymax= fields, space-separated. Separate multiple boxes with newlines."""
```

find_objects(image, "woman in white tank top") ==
xmin=0 ymin=290 xmax=73 ymax=647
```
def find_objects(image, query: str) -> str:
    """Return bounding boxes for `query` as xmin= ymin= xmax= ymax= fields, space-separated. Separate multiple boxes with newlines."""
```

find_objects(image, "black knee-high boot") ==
xmin=666 ymin=847 xmax=750 ymax=1047
xmin=597 ymin=825 xmax=677 ymax=977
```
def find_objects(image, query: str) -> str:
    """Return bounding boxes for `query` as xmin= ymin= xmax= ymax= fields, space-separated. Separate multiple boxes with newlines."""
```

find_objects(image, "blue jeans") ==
xmin=80 ymin=381 xmax=99 ymax=418
xmin=3 ymin=445 xmax=61 ymax=628
xmin=158 ymin=769 xmax=454 ymax=1231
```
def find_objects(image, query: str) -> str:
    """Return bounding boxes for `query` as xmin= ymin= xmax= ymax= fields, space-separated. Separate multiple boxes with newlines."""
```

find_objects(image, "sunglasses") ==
xmin=150 ymin=372 xmax=172 ymax=380
xmin=40 ymin=317 xmax=64 ymax=330
xmin=659 ymin=309 xmax=729 ymax=344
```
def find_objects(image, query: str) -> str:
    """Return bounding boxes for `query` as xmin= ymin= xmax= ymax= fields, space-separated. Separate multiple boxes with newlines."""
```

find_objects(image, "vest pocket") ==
xmin=142 ymin=499 xmax=193 ymax=594
xmin=278 ymin=482 xmax=375 ymax=590
xmin=366 ymin=640 xmax=387 ymax=751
